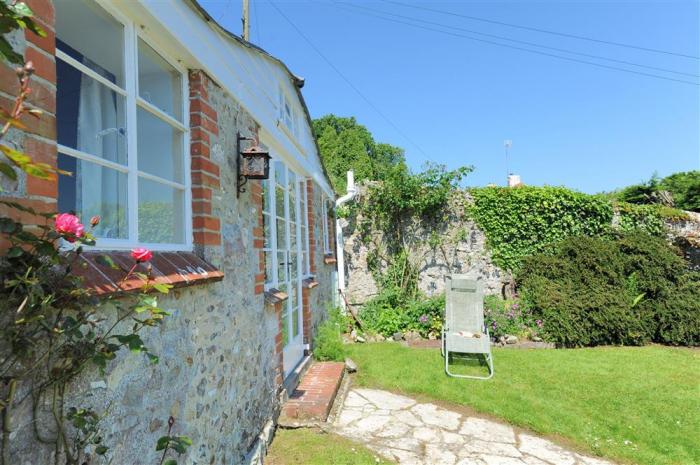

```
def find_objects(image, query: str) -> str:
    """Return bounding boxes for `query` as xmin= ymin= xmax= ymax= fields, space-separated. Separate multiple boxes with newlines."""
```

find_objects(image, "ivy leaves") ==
xmin=468 ymin=186 xmax=667 ymax=272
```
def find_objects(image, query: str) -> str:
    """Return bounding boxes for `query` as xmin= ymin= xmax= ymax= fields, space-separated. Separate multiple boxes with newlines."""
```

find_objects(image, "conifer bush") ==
xmin=518 ymin=232 xmax=700 ymax=347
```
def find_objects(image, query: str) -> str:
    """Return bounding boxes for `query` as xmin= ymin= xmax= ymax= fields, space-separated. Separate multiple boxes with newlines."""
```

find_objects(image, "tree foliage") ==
xmin=605 ymin=171 xmax=700 ymax=212
xmin=312 ymin=114 xmax=405 ymax=193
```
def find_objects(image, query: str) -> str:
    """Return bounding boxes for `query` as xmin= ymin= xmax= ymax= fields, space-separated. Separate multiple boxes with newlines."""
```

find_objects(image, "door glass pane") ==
xmin=138 ymin=38 xmax=182 ymax=121
xmin=276 ymin=218 xmax=286 ymax=248
xmin=138 ymin=178 xmax=184 ymax=244
xmin=290 ymin=252 xmax=298 ymax=280
xmin=289 ymin=222 xmax=297 ymax=249
xmin=292 ymin=307 xmax=300 ymax=338
xmin=275 ymin=186 xmax=285 ymax=218
xmin=56 ymin=61 xmax=127 ymax=164
xmin=281 ymin=310 xmax=289 ymax=346
xmin=137 ymin=108 xmax=183 ymax=182
xmin=277 ymin=251 xmax=287 ymax=284
xmin=56 ymin=0 xmax=125 ymax=88
xmin=57 ymin=155 xmax=128 ymax=239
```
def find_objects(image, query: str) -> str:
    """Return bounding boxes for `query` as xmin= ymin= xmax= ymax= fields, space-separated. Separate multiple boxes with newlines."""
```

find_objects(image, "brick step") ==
xmin=280 ymin=361 xmax=345 ymax=422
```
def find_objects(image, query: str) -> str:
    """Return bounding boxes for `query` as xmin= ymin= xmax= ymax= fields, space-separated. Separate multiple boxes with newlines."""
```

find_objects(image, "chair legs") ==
xmin=444 ymin=350 xmax=494 ymax=380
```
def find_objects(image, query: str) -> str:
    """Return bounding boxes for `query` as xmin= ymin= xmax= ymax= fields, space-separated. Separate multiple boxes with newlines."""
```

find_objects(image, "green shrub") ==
xmin=518 ymin=232 xmax=700 ymax=347
xmin=484 ymin=295 xmax=542 ymax=339
xmin=654 ymin=272 xmax=700 ymax=345
xmin=359 ymin=290 xmax=445 ymax=338
xmin=313 ymin=308 xmax=348 ymax=362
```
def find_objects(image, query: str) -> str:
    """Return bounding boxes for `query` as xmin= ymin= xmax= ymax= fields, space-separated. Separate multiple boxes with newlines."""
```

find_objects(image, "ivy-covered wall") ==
xmin=343 ymin=186 xmax=699 ymax=306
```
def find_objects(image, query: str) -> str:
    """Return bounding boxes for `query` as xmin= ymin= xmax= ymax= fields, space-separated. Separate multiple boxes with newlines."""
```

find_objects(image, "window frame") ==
xmin=55 ymin=1 xmax=192 ymax=251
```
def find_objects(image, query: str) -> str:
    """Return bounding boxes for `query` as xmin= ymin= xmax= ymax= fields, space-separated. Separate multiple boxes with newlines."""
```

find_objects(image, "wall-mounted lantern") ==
xmin=237 ymin=132 xmax=270 ymax=197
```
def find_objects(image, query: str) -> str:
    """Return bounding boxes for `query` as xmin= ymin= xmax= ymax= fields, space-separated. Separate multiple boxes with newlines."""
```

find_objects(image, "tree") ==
xmin=312 ymin=115 xmax=406 ymax=193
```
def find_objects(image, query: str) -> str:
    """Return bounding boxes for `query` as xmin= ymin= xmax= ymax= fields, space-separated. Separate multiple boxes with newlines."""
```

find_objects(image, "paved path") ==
xmin=334 ymin=388 xmax=614 ymax=465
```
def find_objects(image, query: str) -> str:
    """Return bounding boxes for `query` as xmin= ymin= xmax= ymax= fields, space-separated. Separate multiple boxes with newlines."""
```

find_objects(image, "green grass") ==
xmin=266 ymin=428 xmax=395 ymax=465
xmin=347 ymin=343 xmax=700 ymax=465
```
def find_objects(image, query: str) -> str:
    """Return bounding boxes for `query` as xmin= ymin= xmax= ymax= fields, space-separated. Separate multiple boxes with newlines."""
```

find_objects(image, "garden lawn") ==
xmin=266 ymin=428 xmax=395 ymax=465
xmin=347 ymin=343 xmax=699 ymax=465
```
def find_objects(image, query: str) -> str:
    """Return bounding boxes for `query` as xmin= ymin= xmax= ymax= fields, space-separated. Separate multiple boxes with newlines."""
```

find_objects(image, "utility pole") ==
xmin=503 ymin=139 xmax=512 ymax=185
xmin=242 ymin=0 xmax=250 ymax=41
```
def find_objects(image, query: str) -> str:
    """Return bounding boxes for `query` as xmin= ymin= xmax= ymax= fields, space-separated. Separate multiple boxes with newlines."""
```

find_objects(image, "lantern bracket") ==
xmin=237 ymin=133 xmax=254 ymax=198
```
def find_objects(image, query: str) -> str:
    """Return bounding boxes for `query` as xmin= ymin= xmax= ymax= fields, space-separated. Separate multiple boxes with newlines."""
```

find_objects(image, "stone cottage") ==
xmin=0 ymin=0 xmax=338 ymax=463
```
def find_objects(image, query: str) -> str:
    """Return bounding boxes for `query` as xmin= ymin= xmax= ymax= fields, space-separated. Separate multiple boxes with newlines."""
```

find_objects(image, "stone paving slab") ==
xmin=334 ymin=388 xmax=616 ymax=465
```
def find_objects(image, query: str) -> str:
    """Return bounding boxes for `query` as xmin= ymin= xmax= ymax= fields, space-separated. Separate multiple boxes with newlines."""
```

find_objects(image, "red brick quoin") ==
xmin=0 ymin=0 xmax=58 ymax=243
xmin=189 ymin=70 xmax=221 ymax=247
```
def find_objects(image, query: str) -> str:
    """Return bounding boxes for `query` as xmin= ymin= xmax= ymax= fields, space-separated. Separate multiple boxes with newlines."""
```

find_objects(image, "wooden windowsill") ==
xmin=323 ymin=255 xmax=337 ymax=265
xmin=73 ymin=251 xmax=224 ymax=296
xmin=302 ymin=277 xmax=319 ymax=289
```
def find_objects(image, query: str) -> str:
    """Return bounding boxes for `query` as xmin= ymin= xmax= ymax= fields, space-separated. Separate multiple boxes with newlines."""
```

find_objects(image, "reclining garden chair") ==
xmin=442 ymin=275 xmax=494 ymax=379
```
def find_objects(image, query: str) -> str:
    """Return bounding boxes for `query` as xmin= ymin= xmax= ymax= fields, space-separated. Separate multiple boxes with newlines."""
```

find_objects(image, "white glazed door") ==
xmin=273 ymin=161 xmax=304 ymax=377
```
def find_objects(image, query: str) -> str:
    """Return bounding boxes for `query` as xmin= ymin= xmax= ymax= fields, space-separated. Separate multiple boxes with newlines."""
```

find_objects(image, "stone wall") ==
xmin=5 ymin=59 xmax=335 ymax=465
xmin=343 ymin=190 xmax=504 ymax=308
xmin=342 ymin=188 xmax=700 ymax=307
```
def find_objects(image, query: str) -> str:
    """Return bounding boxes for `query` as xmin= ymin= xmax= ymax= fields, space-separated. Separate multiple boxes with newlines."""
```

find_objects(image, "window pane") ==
xmin=262 ymin=179 xmax=270 ymax=213
xmin=138 ymin=39 xmax=182 ymax=121
xmin=274 ymin=161 xmax=286 ymax=185
xmin=57 ymin=154 xmax=128 ymax=239
xmin=138 ymin=178 xmax=185 ymax=244
xmin=137 ymin=108 xmax=183 ymax=183
xmin=56 ymin=61 xmax=127 ymax=165
xmin=56 ymin=0 xmax=124 ymax=88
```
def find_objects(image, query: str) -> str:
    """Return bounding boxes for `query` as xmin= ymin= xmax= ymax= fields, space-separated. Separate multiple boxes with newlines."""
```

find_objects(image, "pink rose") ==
xmin=54 ymin=213 xmax=84 ymax=243
xmin=131 ymin=248 xmax=153 ymax=263
xmin=90 ymin=215 xmax=101 ymax=227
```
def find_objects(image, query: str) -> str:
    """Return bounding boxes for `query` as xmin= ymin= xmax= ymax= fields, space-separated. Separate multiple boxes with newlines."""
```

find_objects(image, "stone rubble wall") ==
xmin=343 ymin=190 xmax=503 ymax=307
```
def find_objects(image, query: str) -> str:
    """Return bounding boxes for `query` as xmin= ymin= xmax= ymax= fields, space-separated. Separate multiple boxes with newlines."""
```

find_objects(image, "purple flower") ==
xmin=536 ymin=319 xmax=543 ymax=328
xmin=419 ymin=314 xmax=429 ymax=324
xmin=512 ymin=303 xmax=520 ymax=310
xmin=491 ymin=321 xmax=498 ymax=329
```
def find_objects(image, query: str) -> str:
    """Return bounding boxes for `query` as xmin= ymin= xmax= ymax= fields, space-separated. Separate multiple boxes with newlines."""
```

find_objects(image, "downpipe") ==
xmin=335 ymin=171 xmax=357 ymax=309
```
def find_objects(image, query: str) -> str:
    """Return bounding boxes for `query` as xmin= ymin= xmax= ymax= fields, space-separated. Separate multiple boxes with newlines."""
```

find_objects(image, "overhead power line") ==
xmin=338 ymin=2 xmax=698 ymax=78
xmin=333 ymin=3 xmax=699 ymax=86
xmin=382 ymin=0 xmax=700 ymax=60
xmin=269 ymin=0 xmax=434 ymax=160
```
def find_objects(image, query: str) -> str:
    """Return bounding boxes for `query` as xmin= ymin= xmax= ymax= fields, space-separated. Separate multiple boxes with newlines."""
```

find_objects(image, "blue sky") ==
xmin=200 ymin=0 xmax=700 ymax=193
